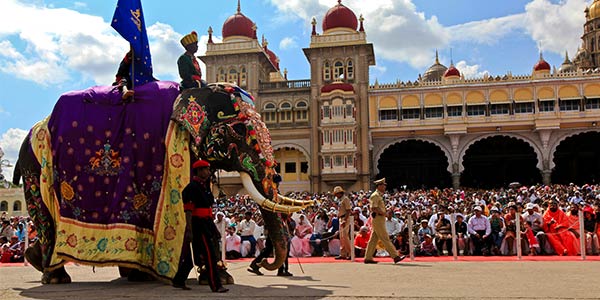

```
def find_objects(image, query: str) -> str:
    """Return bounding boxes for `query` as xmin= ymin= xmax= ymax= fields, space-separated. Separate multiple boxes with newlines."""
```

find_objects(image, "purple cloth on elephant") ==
xmin=47 ymin=81 xmax=180 ymax=229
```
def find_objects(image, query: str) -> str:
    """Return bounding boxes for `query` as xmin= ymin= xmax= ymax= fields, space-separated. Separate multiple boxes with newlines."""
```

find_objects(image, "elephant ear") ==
xmin=171 ymin=88 xmax=213 ymax=147
xmin=202 ymin=89 xmax=240 ymax=123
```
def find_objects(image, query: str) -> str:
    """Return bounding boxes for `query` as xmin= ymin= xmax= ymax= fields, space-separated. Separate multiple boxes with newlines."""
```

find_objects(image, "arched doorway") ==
xmin=461 ymin=136 xmax=540 ymax=188
xmin=377 ymin=140 xmax=451 ymax=189
xmin=552 ymin=131 xmax=600 ymax=184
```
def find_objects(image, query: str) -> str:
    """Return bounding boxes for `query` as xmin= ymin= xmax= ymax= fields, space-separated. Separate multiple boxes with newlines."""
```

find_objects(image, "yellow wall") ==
xmin=424 ymin=94 xmax=443 ymax=107
xmin=466 ymin=91 xmax=485 ymax=104
xmin=558 ymin=85 xmax=580 ymax=98
xmin=537 ymin=87 xmax=555 ymax=99
xmin=489 ymin=90 xmax=509 ymax=103
xmin=379 ymin=96 xmax=397 ymax=109
xmin=584 ymin=84 xmax=600 ymax=97
xmin=274 ymin=148 xmax=309 ymax=182
xmin=514 ymin=88 xmax=533 ymax=102
xmin=401 ymin=95 xmax=420 ymax=108
xmin=446 ymin=93 xmax=462 ymax=105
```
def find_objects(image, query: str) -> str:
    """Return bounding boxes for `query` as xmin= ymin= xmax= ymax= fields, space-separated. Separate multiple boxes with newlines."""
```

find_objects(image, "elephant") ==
xmin=12 ymin=81 xmax=313 ymax=284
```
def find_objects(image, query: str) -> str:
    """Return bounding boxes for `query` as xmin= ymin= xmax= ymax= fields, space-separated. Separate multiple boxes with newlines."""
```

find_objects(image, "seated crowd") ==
xmin=210 ymin=183 xmax=600 ymax=259
xmin=0 ymin=214 xmax=36 ymax=263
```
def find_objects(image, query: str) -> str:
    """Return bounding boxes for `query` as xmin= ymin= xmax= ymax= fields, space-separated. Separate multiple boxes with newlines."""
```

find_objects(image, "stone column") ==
xmin=452 ymin=173 xmax=461 ymax=189
xmin=541 ymin=169 xmax=552 ymax=186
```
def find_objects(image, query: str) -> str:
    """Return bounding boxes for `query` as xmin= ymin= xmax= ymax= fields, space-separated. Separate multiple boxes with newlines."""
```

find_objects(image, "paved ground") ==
xmin=1 ymin=259 xmax=600 ymax=300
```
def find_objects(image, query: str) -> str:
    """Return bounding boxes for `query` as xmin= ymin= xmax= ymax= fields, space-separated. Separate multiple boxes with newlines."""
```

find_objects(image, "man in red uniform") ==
xmin=543 ymin=199 xmax=578 ymax=256
xmin=172 ymin=160 xmax=228 ymax=293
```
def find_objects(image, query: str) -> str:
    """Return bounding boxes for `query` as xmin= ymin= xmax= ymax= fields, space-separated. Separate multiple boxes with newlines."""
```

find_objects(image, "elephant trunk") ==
xmin=257 ymin=208 xmax=288 ymax=271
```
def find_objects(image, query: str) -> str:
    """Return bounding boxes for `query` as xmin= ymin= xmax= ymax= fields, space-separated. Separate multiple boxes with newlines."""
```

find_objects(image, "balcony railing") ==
xmin=260 ymin=79 xmax=311 ymax=90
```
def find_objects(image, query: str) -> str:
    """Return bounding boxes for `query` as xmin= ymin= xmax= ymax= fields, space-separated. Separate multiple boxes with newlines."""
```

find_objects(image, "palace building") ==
xmin=201 ymin=0 xmax=600 ymax=194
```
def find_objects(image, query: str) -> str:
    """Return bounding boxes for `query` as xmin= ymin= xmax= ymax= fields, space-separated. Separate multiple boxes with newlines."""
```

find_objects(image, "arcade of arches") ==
xmin=376 ymin=133 xmax=600 ymax=189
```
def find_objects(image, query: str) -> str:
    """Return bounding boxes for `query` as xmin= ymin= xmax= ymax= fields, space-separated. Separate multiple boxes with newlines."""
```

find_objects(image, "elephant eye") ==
xmin=232 ymin=123 xmax=247 ymax=136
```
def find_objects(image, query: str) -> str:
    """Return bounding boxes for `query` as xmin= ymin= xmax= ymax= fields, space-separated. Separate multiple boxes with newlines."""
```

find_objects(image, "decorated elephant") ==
xmin=13 ymin=81 xmax=313 ymax=284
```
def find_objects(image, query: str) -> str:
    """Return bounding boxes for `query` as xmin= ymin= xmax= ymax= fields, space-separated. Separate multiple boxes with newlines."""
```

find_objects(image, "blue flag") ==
xmin=111 ymin=0 xmax=154 ymax=85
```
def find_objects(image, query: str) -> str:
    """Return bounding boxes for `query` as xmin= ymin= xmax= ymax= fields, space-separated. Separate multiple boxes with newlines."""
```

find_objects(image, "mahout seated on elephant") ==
xmin=13 ymin=81 xmax=314 ymax=285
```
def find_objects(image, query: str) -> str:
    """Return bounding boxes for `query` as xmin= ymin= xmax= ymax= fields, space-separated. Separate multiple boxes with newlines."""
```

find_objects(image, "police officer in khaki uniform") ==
xmin=364 ymin=178 xmax=406 ymax=264
xmin=334 ymin=186 xmax=352 ymax=260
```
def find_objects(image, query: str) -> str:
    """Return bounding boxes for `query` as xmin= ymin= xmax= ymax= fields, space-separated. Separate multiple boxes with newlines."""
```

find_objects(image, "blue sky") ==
xmin=0 ymin=0 xmax=592 ymax=180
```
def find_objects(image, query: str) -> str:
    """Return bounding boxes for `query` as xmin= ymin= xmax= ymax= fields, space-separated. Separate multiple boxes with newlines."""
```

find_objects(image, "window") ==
xmin=514 ymin=102 xmax=534 ymax=114
xmin=239 ymin=66 xmax=247 ymax=86
xmin=323 ymin=61 xmax=331 ymax=81
xmin=263 ymin=103 xmax=277 ymax=123
xmin=217 ymin=68 xmax=226 ymax=82
xmin=300 ymin=162 xmax=308 ymax=174
xmin=345 ymin=103 xmax=353 ymax=117
xmin=13 ymin=201 xmax=21 ymax=211
xmin=280 ymin=102 xmax=292 ymax=122
xmin=323 ymin=156 xmax=331 ymax=168
xmin=560 ymin=99 xmax=580 ymax=111
xmin=334 ymin=155 xmax=344 ymax=167
xmin=586 ymin=97 xmax=600 ymax=109
xmin=467 ymin=105 xmax=486 ymax=116
xmin=0 ymin=201 xmax=7 ymax=211
xmin=346 ymin=59 xmax=354 ymax=80
xmin=332 ymin=104 xmax=344 ymax=118
xmin=490 ymin=104 xmax=510 ymax=115
xmin=424 ymin=107 xmax=443 ymax=118
xmin=333 ymin=130 xmax=344 ymax=144
xmin=285 ymin=162 xmax=296 ymax=173
xmin=401 ymin=108 xmax=420 ymax=120
xmin=227 ymin=68 xmax=238 ymax=84
xmin=447 ymin=106 xmax=463 ymax=117
xmin=346 ymin=129 xmax=353 ymax=144
xmin=334 ymin=61 xmax=344 ymax=80
xmin=323 ymin=130 xmax=331 ymax=144
xmin=346 ymin=155 xmax=354 ymax=167
xmin=322 ymin=106 xmax=330 ymax=119
xmin=295 ymin=101 xmax=308 ymax=121
xmin=539 ymin=100 xmax=555 ymax=112
xmin=379 ymin=109 xmax=398 ymax=121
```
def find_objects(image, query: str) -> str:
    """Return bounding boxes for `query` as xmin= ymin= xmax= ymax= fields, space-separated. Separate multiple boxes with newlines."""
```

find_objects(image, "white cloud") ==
xmin=279 ymin=37 xmax=298 ymax=50
xmin=0 ymin=128 xmax=28 ymax=184
xmin=455 ymin=60 xmax=489 ymax=79
xmin=523 ymin=0 xmax=588 ymax=55
xmin=0 ymin=0 xmax=198 ymax=86
xmin=448 ymin=14 xmax=526 ymax=45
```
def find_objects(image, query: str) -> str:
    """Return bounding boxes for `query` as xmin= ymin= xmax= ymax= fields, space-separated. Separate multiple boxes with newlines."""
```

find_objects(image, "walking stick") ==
xmin=288 ymin=240 xmax=305 ymax=274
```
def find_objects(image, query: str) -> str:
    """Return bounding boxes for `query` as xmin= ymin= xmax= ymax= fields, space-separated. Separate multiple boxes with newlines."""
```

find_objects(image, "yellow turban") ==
xmin=180 ymin=31 xmax=198 ymax=47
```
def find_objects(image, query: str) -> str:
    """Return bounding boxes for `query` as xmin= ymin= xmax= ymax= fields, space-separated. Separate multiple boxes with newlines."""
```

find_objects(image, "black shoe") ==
xmin=394 ymin=255 xmax=406 ymax=264
xmin=212 ymin=286 xmax=229 ymax=293
xmin=172 ymin=282 xmax=191 ymax=290
xmin=247 ymin=267 xmax=263 ymax=276
xmin=363 ymin=259 xmax=378 ymax=264
xmin=334 ymin=256 xmax=348 ymax=260
xmin=277 ymin=271 xmax=293 ymax=276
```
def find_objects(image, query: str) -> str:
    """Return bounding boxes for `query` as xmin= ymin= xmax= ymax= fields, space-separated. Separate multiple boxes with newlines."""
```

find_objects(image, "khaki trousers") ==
xmin=365 ymin=215 xmax=398 ymax=260
xmin=339 ymin=219 xmax=351 ymax=257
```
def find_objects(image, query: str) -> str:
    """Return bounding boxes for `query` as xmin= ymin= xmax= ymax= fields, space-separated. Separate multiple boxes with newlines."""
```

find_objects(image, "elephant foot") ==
xmin=41 ymin=267 xmax=71 ymax=284
xmin=118 ymin=266 xmax=132 ymax=278
xmin=25 ymin=242 xmax=43 ymax=273
xmin=127 ymin=269 xmax=156 ymax=282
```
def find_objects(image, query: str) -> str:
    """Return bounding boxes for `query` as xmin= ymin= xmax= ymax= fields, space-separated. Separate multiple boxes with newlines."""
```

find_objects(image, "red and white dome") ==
xmin=222 ymin=3 xmax=255 ymax=41
xmin=534 ymin=54 xmax=551 ymax=72
xmin=444 ymin=64 xmax=460 ymax=78
xmin=322 ymin=0 xmax=358 ymax=32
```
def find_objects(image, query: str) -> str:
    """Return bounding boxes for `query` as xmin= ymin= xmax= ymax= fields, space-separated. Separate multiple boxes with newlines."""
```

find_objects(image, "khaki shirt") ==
xmin=338 ymin=195 xmax=352 ymax=218
xmin=369 ymin=190 xmax=385 ymax=214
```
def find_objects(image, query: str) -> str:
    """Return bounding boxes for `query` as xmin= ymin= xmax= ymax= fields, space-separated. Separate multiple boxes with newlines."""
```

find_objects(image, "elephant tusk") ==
xmin=240 ymin=172 xmax=310 ymax=213
xmin=277 ymin=194 xmax=315 ymax=207
xmin=240 ymin=172 xmax=267 ymax=206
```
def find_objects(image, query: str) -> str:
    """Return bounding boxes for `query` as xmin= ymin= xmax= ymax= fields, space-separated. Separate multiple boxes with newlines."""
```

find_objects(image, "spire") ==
xmin=539 ymin=51 xmax=544 ymax=61
xmin=338 ymin=0 xmax=342 ymax=4
xmin=284 ymin=68 xmax=288 ymax=80
xmin=252 ymin=23 xmax=257 ymax=39
xmin=435 ymin=49 xmax=440 ymax=64
xmin=261 ymin=34 xmax=266 ymax=47
xmin=563 ymin=50 xmax=571 ymax=63
xmin=359 ymin=14 xmax=365 ymax=32
xmin=208 ymin=26 xmax=213 ymax=44
xmin=237 ymin=0 xmax=241 ymax=13
xmin=450 ymin=48 xmax=454 ymax=66
xmin=311 ymin=17 xmax=317 ymax=36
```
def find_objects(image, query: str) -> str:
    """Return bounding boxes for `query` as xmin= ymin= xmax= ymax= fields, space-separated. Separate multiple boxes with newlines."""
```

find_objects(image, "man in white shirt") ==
xmin=237 ymin=211 xmax=257 ymax=257
xmin=225 ymin=225 xmax=242 ymax=259
xmin=521 ymin=202 xmax=548 ymax=254
xmin=385 ymin=210 xmax=402 ymax=238
xmin=467 ymin=206 xmax=491 ymax=255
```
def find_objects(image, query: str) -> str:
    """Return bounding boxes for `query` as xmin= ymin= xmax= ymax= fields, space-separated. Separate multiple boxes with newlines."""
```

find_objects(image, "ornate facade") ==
xmin=202 ymin=0 xmax=600 ymax=194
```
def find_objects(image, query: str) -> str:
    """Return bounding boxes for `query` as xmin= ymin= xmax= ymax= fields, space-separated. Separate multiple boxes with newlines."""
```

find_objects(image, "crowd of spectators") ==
xmin=3 ymin=183 xmax=599 ymax=263
xmin=0 ymin=213 xmax=36 ymax=263
xmin=210 ymin=183 xmax=600 ymax=259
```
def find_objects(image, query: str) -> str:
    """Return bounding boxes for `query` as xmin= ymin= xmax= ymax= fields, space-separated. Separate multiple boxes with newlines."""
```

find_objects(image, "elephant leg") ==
xmin=41 ymin=266 xmax=71 ymax=284
xmin=24 ymin=241 xmax=43 ymax=272
xmin=198 ymin=265 xmax=234 ymax=285
xmin=118 ymin=266 xmax=132 ymax=278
